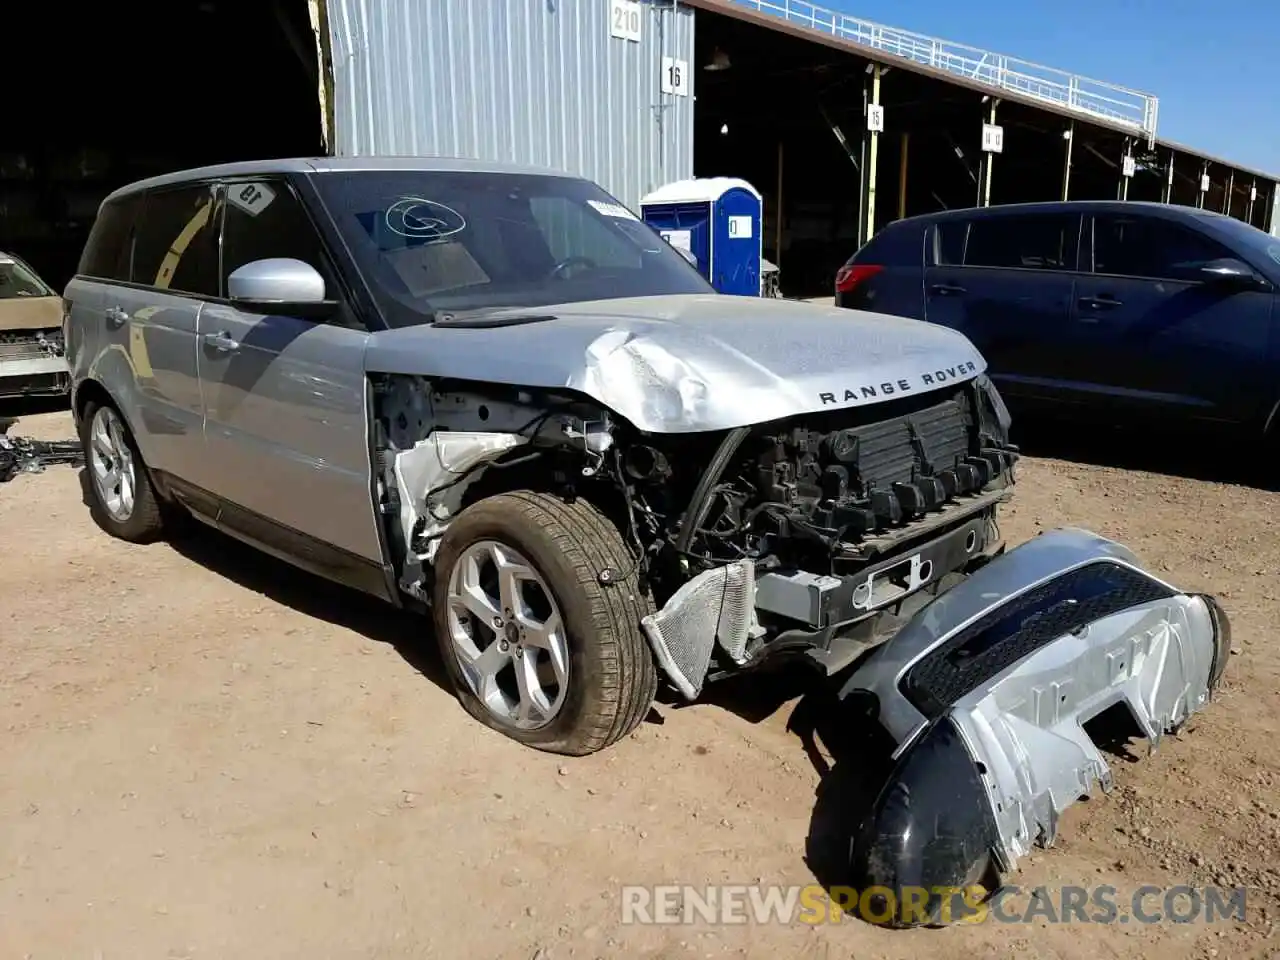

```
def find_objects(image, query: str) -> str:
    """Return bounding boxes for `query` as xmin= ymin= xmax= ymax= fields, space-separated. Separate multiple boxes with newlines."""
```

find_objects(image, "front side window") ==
xmin=130 ymin=185 xmax=220 ymax=296
xmin=311 ymin=169 xmax=712 ymax=327
xmin=220 ymin=179 xmax=334 ymax=296
xmin=964 ymin=214 xmax=1077 ymax=271
xmin=0 ymin=255 xmax=55 ymax=299
xmin=1091 ymin=214 xmax=1233 ymax=282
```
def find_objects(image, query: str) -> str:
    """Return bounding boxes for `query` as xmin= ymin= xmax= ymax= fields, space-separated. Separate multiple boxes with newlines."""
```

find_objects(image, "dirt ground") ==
xmin=2 ymin=404 xmax=1278 ymax=960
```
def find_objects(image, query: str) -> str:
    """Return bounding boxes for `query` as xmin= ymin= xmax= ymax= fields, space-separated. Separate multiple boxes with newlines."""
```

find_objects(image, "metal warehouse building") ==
xmin=4 ymin=0 xmax=1278 ymax=296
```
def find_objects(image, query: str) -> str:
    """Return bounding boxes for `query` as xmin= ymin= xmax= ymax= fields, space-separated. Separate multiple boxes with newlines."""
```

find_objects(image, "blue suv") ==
xmin=835 ymin=201 xmax=1280 ymax=446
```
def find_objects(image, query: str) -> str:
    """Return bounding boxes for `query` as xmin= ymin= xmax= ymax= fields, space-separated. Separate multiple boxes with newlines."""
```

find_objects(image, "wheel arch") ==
xmin=73 ymin=376 xmax=174 ymax=502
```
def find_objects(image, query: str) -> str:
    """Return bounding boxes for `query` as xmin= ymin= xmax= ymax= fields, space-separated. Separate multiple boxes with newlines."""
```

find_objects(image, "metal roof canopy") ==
xmin=685 ymin=0 xmax=1279 ymax=185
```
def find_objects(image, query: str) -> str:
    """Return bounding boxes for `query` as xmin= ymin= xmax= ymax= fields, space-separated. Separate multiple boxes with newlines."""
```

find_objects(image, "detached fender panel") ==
xmin=843 ymin=527 xmax=1230 ymax=925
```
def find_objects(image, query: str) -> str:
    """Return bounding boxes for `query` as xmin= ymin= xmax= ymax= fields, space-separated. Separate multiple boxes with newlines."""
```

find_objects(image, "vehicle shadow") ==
xmin=1008 ymin=412 xmax=1272 ymax=489
xmin=76 ymin=467 xmax=450 ymax=693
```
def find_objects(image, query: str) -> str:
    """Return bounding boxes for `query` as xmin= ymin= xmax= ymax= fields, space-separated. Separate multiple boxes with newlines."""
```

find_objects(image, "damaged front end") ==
xmin=370 ymin=368 xmax=1021 ymax=701
xmin=838 ymin=527 xmax=1231 ymax=927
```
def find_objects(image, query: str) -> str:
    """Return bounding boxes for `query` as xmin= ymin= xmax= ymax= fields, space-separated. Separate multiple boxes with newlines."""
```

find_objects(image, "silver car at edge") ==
xmin=0 ymin=251 xmax=70 ymax=399
xmin=64 ymin=157 xmax=1229 ymax=913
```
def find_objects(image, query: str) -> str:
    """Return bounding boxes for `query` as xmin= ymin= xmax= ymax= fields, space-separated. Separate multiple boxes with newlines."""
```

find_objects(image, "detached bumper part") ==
xmin=843 ymin=527 xmax=1230 ymax=926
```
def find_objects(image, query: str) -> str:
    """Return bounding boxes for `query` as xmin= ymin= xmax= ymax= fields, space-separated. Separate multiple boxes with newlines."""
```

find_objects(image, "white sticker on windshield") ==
xmin=227 ymin=182 xmax=277 ymax=217
xmin=588 ymin=199 xmax=640 ymax=221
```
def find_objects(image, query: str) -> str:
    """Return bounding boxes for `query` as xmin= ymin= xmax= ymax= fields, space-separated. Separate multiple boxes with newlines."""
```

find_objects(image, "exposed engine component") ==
xmin=372 ymin=373 xmax=1018 ymax=690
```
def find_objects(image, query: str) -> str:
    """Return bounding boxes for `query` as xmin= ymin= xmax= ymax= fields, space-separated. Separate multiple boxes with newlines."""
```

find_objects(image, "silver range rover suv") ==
xmin=65 ymin=158 xmax=1228 ymax=919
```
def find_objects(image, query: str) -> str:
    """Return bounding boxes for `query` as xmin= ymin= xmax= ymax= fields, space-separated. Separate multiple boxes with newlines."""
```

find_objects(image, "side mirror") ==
xmin=227 ymin=258 xmax=338 ymax=318
xmin=1198 ymin=257 xmax=1261 ymax=289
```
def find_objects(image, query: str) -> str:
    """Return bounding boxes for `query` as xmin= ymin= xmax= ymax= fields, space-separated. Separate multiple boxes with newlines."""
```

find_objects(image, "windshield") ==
xmin=0 ymin=256 xmax=55 ymax=299
xmin=311 ymin=170 xmax=713 ymax=327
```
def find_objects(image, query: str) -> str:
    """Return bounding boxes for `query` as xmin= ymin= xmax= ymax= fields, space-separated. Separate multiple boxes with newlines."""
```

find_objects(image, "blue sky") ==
xmin=823 ymin=0 xmax=1279 ymax=177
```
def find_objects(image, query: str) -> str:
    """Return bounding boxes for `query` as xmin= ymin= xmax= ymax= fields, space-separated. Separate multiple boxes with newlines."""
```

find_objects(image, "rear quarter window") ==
xmin=852 ymin=220 xmax=926 ymax=266
xmin=78 ymin=194 xmax=141 ymax=282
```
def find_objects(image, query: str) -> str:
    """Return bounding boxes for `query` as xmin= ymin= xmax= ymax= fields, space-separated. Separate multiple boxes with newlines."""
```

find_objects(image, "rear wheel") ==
xmin=431 ymin=491 xmax=658 ymax=756
xmin=79 ymin=400 xmax=166 ymax=543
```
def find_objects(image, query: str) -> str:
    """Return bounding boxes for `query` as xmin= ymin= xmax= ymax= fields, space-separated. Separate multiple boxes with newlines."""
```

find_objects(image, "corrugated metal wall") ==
xmin=325 ymin=0 xmax=696 ymax=211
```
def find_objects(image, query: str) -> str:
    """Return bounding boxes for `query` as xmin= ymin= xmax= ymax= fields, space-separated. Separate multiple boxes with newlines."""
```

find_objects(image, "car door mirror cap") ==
xmin=227 ymin=258 xmax=338 ymax=319
xmin=1199 ymin=257 xmax=1263 ymax=289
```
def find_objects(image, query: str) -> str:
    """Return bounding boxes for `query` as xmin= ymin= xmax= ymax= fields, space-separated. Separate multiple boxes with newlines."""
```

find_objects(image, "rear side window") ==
xmin=1091 ymin=214 xmax=1232 ymax=281
xmin=78 ymin=194 xmax=141 ymax=282
xmin=964 ymin=214 xmax=1077 ymax=270
xmin=131 ymin=185 xmax=221 ymax=296
xmin=934 ymin=221 xmax=969 ymax=266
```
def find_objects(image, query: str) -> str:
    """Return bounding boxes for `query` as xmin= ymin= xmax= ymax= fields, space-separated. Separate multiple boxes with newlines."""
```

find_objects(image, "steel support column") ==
xmin=1119 ymin=137 xmax=1132 ymax=201
xmin=1163 ymin=151 xmax=1175 ymax=204
xmin=775 ymin=140 xmax=784 ymax=270
xmin=1248 ymin=178 xmax=1257 ymax=224
xmin=897 ymin=131 xmax=909 ymax=220
xmin=1198 ymin=161 xmax=1209 ymax=209
xmin=864 ymin=63 xmax=882 ymax=244
xmin=1224 ymin=170 xmax=1234 ymax=216
xmin=979 ymin=99 xmax=998 ymax=207
xmin=1061 ymin=122 xmax=1074 ymax=201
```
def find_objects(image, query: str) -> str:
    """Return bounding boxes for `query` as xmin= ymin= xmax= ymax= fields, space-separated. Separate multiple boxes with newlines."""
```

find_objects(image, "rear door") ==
xmin=107 ymin=184 xmax=217 ymax=477
xmin=1073 ymin=211 xmax=1275 ymax=424
xmin=66 ymin=195 xmax=141 ymax=404
xmin=196 ymin=176 xmax=383 ymax=566
xmin=923 ymin=210 xmax=1081 ymax=405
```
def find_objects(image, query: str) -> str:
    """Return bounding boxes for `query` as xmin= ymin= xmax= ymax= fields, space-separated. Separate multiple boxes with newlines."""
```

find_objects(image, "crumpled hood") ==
xmin=363 ymin=294 xmax=987 ymax=433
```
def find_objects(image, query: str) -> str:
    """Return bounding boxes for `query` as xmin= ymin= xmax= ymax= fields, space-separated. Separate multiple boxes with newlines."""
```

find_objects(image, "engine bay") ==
xmin=372 ymin=372 xmax=1018 ymax=616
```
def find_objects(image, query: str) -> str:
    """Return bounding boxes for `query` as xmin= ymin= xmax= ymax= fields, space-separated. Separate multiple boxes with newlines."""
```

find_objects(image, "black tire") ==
xmin=79 ymin=399 xmax=166 ymax=544
xmin=431 ymin=490 xmax=658 ymax=756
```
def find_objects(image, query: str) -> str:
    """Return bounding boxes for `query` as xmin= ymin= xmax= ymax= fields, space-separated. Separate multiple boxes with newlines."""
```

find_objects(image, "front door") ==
xmin=196 ymin=177 xmax=383 ymax=567
xmin=1073 ymin=211 xmax=1275 ymax=425
xmin=923 ymin=211 xmax=1081 ymax=406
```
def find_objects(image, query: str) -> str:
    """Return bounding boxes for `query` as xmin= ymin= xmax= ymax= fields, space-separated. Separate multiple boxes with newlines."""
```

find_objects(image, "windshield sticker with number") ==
xmin=587 ymin=200 xmax=640 ymax=221
xmin=227 ymin=182 xmax=277 ymax=217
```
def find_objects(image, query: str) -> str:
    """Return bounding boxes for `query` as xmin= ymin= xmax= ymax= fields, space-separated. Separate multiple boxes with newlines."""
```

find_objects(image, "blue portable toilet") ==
xmin=640 ymin=177 xmax=763 ymax=296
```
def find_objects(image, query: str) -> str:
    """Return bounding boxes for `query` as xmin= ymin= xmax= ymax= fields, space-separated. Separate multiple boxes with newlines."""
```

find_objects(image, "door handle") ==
xmin=104 ymin=306 xmax=129 ymax=329
xmin=1078 ymin=295 xmax=1123 ymax=310
xmin=203 ymin=331 xmax=240 ymax=353
xmin=930 ymin=283 xmax=967 ymax=296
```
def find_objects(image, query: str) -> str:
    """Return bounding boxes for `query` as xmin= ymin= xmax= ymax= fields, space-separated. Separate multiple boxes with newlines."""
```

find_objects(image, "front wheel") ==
xmin=431 ymin=491 xmax=658 ymax=756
